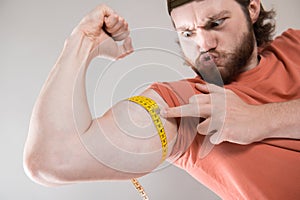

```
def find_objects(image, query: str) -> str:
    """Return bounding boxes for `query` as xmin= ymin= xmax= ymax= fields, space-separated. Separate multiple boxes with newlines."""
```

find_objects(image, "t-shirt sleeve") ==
xmin=266 ymin=29 xmax=300 ymax=67
xmin=149 ymin=81 xmax=201 ymax=162
xmin=149 ymin=82 xmax=181 ymax=108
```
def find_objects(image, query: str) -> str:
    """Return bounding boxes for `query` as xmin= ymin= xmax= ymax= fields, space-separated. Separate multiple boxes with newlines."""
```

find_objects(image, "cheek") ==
xmin=216 ymin=31 xmax=241 ymax=54
xmin=178 ymin=37 xmax=200 ymax=65
xmin=224 ymin=20 xmax=249 ymax=46
xmin=216 ymin=18 xmax=249 ymax=51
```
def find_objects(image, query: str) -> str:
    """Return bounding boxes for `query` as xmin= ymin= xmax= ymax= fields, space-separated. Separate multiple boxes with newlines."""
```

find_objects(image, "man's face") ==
xmin=171 ymin=0 xmax=257 ymax=84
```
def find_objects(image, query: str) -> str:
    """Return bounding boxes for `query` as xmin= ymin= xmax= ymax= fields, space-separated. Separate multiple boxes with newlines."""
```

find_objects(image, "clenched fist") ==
xmin=71 ymin=4 xmax=133 ymax=60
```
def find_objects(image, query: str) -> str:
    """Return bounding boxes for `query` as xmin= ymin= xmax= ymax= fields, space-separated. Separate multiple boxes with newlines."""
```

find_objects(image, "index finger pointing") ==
xmin=160 ymin=104 xmax=209 ymax=118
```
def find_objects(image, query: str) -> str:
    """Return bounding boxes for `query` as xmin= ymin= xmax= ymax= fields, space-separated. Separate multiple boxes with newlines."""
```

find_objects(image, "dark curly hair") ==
xmin=235 ymin=0 xmax=276 ymax=47
xmin=167 ymin=0 xmax=276 ymax=47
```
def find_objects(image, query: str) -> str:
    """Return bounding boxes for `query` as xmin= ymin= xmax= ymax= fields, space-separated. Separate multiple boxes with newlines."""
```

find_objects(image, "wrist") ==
xmin=62 ymin=31 xmax=95 ymax=63
xmin=250 ymin=104 xmax=271 ymax=141
xmin=259 ymin=103 xmax=282 ymax=140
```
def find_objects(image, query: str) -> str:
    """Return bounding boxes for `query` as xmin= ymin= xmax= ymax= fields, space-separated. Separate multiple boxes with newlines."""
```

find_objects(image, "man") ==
xmin=23 ymin=0 xmax=300 ymax=199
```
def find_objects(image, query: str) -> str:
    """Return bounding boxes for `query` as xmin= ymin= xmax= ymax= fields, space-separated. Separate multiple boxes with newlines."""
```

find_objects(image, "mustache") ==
xmin=182 ymin=49 xmax=234 ymax=70
xmin=195 ymin=50 xmax=237 ymax=68
xmin=199 ymin=50 xmax=231 ymax=60
xmin=193 ymin=52 xmax=225 ymax=86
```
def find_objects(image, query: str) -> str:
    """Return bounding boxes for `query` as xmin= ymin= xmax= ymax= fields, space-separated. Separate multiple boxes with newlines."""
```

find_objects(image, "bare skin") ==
xmin=23 ymin=5 xmax=177 ymax=186
xmin=162 ymin=0 xmax=300 ymax=144
xmin=23 ymin=0 xmax=300 ymax=188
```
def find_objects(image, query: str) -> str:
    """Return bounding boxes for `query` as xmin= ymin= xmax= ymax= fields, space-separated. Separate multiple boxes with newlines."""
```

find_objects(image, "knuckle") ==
xmin=196 ymin=124 xmax=202 ymax=132
xmin=113 ymin=14 xmax=119 ymax=19
xmin=118 ymin=17 xmax=125 ymax=22
xmin=188 ymin=96 xmax=195 ymax=103
xmin=124 ymin=22 xmax=129 ymax=29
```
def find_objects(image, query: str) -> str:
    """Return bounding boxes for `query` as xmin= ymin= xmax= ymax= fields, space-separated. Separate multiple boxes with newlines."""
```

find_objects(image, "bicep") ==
xmin=79 ymin=88 xmax=178 ymax=180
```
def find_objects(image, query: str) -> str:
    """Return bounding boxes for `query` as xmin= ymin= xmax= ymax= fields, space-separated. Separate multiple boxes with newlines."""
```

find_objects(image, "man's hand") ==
xmin=161 ymin=83 xmax=268 ymax=145
xmin=71 ymin=4 xmax=133 ymax=60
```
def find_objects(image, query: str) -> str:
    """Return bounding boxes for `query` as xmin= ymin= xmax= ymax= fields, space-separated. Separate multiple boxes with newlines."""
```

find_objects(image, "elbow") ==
xmin=24 ymin=117 xmax=79 ymax=186
xmin=23 ymin=153 xmax=58 ymax=187
xmin=23 ymin=154 xmax=52 ymax=187
xmin=23 ymin=150 xmax=71 ymax=187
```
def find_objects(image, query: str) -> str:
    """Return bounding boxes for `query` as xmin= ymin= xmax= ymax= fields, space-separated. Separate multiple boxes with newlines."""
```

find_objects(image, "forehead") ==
xmin=171 ymin=0 xmax=241 ymax=27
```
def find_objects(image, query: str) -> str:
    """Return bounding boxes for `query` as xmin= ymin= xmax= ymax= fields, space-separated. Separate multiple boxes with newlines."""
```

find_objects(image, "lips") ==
xmin=195 ymin=53 xmax=218 ymax=70
xmin=194 ymin=52 xmax=224 ymax=86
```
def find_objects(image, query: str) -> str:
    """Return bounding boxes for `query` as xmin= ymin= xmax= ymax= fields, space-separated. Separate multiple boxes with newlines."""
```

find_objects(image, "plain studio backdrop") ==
xmin=0 ymin=0 xmax=299 ymax=199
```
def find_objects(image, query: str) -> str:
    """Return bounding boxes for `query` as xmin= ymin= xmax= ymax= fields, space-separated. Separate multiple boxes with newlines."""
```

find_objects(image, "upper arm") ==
xmin=75 ymin=88 xmax=178 ymax=181
xmin=24 ymin=88 xmax=178 ymax=186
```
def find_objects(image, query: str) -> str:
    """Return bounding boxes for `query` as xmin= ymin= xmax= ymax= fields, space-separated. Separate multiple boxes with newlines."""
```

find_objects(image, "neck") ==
xmin=243 ymin=45 xmax=259 ymax=72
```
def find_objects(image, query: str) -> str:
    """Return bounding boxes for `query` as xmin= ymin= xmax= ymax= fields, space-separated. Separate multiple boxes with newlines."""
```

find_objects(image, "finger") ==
xmin=197 ymin=119 xmax=224 ymax=144
xmin=189 ymin=94 xmax=210 ymax=104
xmin=107 ymin=21 xmax=129 ymax=41
xmin=105 ymin=17 xmax=123 ymax=33
xmin=112 ymin=29 xmax=130 ymax=41
xmin=160 ymin=104 xmax=211 ymax=118
xmin=107 ymin=17 xmax=127 ymax=34
xmin=210 ymin=132 xmax=224 ymax=145
xmin=77 ymin=5 xmax=114 ymax=35
xmin=98 ymin=5 xmax=115 ymax=27
xmin=196 ymin=118 xmax=210 ymax=135
xmin=101 ymin=4 xmax=114 ymax=16
xmin=196 ymin=83 xmax=223 ymax=93
xmin=195 ymin=83 xmax=210 ymax=93
xmin=104 ymin=13 xmax=119 ymax=30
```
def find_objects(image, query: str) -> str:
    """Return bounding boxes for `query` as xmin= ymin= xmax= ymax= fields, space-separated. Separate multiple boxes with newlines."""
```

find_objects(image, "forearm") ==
xmin=32 ymin=32 xmax=94 ymax=135
xmin=23 ymin=32 xmax=96 ymax=185
xmin=263 ymin=99 xmax=300 ymax=140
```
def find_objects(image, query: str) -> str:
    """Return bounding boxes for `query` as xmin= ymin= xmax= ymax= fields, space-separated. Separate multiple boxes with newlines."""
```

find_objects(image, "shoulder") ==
xmin=280 ymin=28 xmax=300 ymax=38
xmin=275 ymin=29 xmax=300 ymax=44
xmin=260 ymin=28 xmax=300 ymax=60
xmin=269 ymin=28 xmax=300 ymax=47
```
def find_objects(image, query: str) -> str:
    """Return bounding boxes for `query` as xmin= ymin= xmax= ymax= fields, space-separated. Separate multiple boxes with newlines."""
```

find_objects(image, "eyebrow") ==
xmin=176 ymin=24 xmax=194 ymax=31
xmin=208 ymin=10 xmax=231 ymax=21
xmin=175 ymin=10 xmax=231 ymax=31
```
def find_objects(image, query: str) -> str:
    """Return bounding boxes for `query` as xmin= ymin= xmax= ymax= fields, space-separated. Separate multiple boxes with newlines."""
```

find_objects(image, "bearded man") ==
xmin=24 ymin=1 xmax=300 ymax=199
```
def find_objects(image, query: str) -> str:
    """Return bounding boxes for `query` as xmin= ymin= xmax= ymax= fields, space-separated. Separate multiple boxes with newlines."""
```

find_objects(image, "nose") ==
xmin=195 ymin=29 xmax=217 ymax=53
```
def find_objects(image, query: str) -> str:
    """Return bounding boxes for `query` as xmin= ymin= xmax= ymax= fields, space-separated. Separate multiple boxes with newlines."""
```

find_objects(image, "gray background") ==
xmin=1 ymin=0 xmax=299 ymax=199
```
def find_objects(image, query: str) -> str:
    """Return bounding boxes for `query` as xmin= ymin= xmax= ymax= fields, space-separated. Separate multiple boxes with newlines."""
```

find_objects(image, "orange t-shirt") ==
xmin=150 ymin=29 xmax=300 ymax=200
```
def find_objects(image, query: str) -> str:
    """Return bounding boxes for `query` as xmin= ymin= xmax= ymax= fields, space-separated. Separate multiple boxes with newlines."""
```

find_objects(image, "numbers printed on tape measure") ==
xmin=128 ymin=96 xmax=169 ymax=200
xmin=128 ymin=96 xmax=168 ymax=161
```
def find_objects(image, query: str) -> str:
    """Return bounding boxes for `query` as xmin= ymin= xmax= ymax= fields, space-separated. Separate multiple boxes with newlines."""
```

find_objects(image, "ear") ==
xmin=248 ymin=0 xmax=261 ymax=24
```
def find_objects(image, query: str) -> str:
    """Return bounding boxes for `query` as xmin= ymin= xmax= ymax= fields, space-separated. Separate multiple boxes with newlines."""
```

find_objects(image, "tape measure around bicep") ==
xmin=127 ymin=96 xmax=168 ymax=161
xmin=127 ymin=96 xmax=168 ymax=200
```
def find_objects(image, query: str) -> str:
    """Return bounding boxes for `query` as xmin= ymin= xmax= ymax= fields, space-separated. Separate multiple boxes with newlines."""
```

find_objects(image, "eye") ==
xmin=210 ymin=18 xmax=226 ymax=28
xmin=181 ymin=30 xmax=193 ymax=37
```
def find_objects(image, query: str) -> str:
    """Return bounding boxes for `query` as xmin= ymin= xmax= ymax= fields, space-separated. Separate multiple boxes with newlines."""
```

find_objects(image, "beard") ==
xmin=185 ymin=26 xmax=256 ymax=85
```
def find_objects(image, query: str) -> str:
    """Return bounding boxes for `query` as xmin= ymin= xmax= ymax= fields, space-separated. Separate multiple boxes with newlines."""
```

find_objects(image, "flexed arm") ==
xmin=23 ymin=5 xmax=177 ymax=186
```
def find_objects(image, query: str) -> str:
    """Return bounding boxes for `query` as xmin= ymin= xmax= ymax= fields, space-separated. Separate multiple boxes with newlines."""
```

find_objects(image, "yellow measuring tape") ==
xmin=128 ymin=96 xmax=168 ymax=200
xmin=131 ymin=178 xmax=149 ymax=200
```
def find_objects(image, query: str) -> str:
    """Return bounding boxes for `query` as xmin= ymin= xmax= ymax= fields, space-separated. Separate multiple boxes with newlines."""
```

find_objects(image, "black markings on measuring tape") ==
xmin=128 ymin=96 xmax=168 ymax=161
